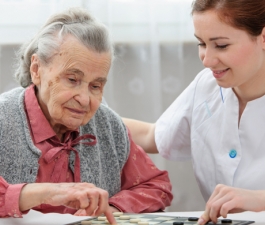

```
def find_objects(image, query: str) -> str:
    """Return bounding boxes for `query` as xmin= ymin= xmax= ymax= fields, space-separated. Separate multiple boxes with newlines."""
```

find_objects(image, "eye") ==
xmin=92 ymin=85 xmax=100 ymax=89
xmin=91 ymin=84 xmax=101 ymax=90
xmin=90 ymin=82 xmax=103 ymax=94
xmin=197 ymin=42 xmax=206 ymax=48
xmin=61 ymin=74 xmax=81 ymax=88
xmin=66 ymin=74 xmax=81 ymax=85
xmin=216 ymin=44 xmax=229 ymax=49
xmin=68 ymin=77 xmax=77 ymax=83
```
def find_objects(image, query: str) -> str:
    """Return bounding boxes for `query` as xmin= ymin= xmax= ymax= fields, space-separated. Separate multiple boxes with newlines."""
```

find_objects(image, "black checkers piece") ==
xmin=173 ymin=222 xmax=184 ymax=225
xmin=188 ymin=217 xmax=199 ymax=221
xmin=221 ymin=219 xmax=232 ymax=223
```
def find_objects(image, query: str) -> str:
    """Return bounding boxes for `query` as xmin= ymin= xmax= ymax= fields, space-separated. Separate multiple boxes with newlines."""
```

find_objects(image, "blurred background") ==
xmin=0 ymin=0 xmax=205 ymax=212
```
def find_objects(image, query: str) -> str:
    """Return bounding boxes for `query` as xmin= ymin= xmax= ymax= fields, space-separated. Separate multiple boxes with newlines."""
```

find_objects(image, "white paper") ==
xmin=0 ymin=210 xmax=92 ymax=225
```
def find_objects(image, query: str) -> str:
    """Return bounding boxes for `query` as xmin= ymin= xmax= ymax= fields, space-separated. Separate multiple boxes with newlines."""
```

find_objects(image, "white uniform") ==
xmin=155 ymin=68 xmax=265 ymax=201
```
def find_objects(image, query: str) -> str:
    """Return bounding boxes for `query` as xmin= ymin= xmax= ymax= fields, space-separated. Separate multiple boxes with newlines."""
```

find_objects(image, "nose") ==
xmin=74 ymin=85 xmax=90 ymax=107
xmin=199 ymin=48 xmax=218 ymax=68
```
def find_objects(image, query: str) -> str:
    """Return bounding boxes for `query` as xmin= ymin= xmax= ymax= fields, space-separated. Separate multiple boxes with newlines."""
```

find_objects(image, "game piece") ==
xmin=221 ymin=219 xmax=233 ymax=223
xmin=173 ymin=222 xmax=183 ymax=225
xmin=98 ymin=216 xmax=107 ymax=221
xmin=119 ymin=215 xmax=131 ymax=220
xmin=81 ymin=221 xmax=92 ymax=225
xmin=130 ymin=219 xmax=141 ymax=223
xmin=188 ymin=217 xmax=199 ymax=222
xmin=138 ymin=222 xmax=149 ymax=225
xmin=113 ymin=212 xmax=124 ymax=217
xmin=65 ymin=213 xmax=255 ymax=225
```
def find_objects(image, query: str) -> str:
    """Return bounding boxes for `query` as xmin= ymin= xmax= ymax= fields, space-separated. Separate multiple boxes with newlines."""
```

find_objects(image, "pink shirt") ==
xmin=0 ymin=85 xmax=172 ymax=217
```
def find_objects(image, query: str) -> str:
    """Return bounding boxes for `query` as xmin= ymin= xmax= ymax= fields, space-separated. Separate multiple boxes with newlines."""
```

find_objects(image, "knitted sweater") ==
xmin=0 ymin=87 xmax=130 ymax=197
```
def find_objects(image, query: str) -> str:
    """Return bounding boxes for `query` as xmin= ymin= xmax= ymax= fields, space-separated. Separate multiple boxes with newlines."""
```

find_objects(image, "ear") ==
xmin=261 ymin=26 xmax=265 ymax=48
xmin=30 ymin=54 xmax=41 ymax=85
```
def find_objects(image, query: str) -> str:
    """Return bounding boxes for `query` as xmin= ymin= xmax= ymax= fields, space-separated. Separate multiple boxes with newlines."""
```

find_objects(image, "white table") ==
xmin=0 ymin=210 xmax=264 ymax=225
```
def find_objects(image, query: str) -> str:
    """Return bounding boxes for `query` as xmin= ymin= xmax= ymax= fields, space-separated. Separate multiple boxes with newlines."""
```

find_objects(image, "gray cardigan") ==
xmin=0 ymin=87 xmax=130 ymax=197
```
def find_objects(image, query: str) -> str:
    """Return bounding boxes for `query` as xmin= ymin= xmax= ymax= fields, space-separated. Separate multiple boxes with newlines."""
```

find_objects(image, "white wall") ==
xmin=0 ymin=0 xmax=195 ymax=45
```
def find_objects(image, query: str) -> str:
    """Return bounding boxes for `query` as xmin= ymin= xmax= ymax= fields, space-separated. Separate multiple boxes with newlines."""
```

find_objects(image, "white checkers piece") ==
xmin=81 ymin=221 xmax=92 ymax=225
xmin=98 ymin=216 xmax=107 ymax=221
xmin=113 ymin=212 xmax=124 ymax=217
xmin=138 ymin=222 xmax=149 ymax=225
xmin=130 ymin=219 xmax=141 ymax=223
xmin=119 ymin=215 xmax=131 ymax=220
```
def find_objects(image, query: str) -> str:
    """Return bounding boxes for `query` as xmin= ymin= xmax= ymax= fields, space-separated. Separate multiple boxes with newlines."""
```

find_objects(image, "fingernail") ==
xmin=197 ymin=218 xmax=205 ymax=225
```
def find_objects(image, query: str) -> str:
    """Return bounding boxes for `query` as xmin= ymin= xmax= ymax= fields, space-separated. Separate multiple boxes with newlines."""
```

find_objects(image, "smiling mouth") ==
xmin=213 ymin=68 xmax=229 ymax=74
xmin=212 ymin=68 xmax=229 ymax=79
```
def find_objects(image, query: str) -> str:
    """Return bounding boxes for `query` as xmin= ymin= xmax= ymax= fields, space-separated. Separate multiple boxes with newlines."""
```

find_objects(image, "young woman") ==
xmin=124 ymin=0 xmax=265 ymax=224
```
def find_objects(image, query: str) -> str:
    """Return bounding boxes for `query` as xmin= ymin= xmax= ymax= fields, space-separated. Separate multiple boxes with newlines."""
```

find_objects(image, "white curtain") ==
xmin=0 ymin=0 xmax=205 ymax=211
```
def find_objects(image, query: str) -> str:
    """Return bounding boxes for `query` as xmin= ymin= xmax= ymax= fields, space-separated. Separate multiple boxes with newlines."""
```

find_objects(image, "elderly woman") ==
xmin=0 ymin=8 xmax=172 ymax=221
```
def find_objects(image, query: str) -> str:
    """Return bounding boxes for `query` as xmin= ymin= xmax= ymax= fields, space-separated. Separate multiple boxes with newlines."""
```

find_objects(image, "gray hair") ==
xmin=15 ymin=7 xmax=113 ymax=88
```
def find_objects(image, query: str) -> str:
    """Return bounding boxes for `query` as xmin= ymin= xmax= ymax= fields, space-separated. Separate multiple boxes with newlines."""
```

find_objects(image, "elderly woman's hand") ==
xmin=75 ymin=205 xmax=120 ymax=217
xmin=19 ymin=182 xmax=116 ymax=224
xmin=197 ymin=184 xmax=265 ymax=225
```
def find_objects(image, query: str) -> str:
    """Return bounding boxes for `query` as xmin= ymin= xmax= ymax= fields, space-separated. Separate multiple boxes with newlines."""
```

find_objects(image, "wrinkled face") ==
xmin=30 ymin=35 xmax=111 ymax=133
xmin=193 ymin=10 xmax=265 ymax=89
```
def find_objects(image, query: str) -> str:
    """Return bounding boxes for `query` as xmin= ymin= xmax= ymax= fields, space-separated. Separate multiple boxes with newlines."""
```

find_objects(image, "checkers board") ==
xmin=65 ymin=213 xmax=255 ymax=225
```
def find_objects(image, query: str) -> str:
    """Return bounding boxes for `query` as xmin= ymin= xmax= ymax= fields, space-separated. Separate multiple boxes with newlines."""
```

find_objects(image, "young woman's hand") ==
xmin=198 ymin=184 xmax=265 ymax=225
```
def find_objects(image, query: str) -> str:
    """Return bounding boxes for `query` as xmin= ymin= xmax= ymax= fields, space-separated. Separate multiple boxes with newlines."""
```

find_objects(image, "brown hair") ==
xmin=191 ymin=0 xmax=265 ymax=36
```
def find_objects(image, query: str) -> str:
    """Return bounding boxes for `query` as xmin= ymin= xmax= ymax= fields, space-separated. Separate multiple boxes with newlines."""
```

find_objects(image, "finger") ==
xmin=93 ymin=189 xmax=109 ymax=216
xmin=207 ymin=192 xmax=235 ymax=223
xmin=198 ymin=194 xmax=219 ymax=224
xmin=85 ymin=190 xmax=100 ymax=215
xmin=205 ymin=186 xmax=233 ymax=223
xmin=219 ymin=199 xmax=238 ymax=218
xmin=104 ymin=207 xmax=117 ymax=225
xmin=198 ymin=186 xmax=226 ymax=225
xmin=74 ymin=193 xmax=90 ymax=209
xmin=198 ymin=209 xmax=210 ymax=225
xmin=74 ymin=209 xmax=87 ymax=216
xmin=208 ymin=201 xmax=221 ymax=223
xmin=207 ymin=187 xmax=219 ymax=202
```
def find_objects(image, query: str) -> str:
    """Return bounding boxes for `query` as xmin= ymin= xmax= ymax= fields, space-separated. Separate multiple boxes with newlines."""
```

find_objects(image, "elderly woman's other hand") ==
xmin=19 ymin=182 xmax=116 ymax=224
